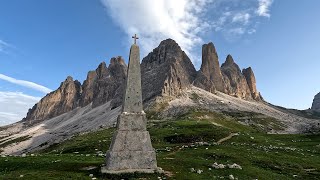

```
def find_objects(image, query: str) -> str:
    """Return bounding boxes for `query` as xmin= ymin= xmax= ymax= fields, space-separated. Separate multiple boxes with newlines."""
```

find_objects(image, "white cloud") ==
xmin=0 ymin=91 xmax=40 ymax=126
xmin=101 ymin=0 xmax=212 ymax=64
xmin=229 ymin=28 xmax=246 ymax=35
xmin=232 ymin=13 xmax=251 ymax=25
xmin=101 ymin=0 xmax=274 ymax=61
xmin=256 ymin=0 xmax=273 ymax=17
xmin=0 ymin=74 xmax=52 ymax=94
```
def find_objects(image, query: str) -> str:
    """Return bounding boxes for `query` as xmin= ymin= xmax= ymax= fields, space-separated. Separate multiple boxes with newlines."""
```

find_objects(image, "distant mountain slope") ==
xmin=0 ymin=102 xmax=120 ymax=155
xmin=1 ymin=86 xmax=319 ymax=155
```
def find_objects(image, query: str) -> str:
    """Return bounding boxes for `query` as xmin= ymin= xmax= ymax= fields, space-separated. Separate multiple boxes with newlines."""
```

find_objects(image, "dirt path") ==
xmin=217 ymin=133 xmax=239 ymax=144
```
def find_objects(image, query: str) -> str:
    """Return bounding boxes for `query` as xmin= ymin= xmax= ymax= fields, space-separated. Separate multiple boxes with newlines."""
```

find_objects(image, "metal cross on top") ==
xmin=132 ymin=34 xmax=139 ymax=44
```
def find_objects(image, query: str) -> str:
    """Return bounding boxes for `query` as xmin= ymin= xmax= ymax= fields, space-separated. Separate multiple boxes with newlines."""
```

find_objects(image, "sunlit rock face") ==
xmin=141 ymin=39 xmax=197 ymax=102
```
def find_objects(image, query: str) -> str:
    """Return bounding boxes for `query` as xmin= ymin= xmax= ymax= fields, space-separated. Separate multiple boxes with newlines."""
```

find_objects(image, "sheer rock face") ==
xmin=311 ymin=93 xmax=320 ymax=111
xmin=221 ymin=55 xmax=252 ymax=100
xmin=141 ymin=39 xmax=197 ymax=102
xmin=80 ymin=71 xmax=97 ymax=107
xmin=92 ymin=57 xmax=127 ymax=109
xmin=23 ymin=57 xmax=127 ymax=124
xmin=242 ymin=67 xmax=261 ymax=100
xmin=23 ymin=76 xmax=82 ymax=124
xmin=194 ymin=42 xmax=225 ymax=93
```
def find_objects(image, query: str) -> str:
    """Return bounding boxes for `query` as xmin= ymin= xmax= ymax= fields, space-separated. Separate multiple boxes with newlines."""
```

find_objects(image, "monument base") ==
xmin=101 ymin=167 xmax=157 ymax=174
xmin=101 ymin=112 xmax=158 ymax=174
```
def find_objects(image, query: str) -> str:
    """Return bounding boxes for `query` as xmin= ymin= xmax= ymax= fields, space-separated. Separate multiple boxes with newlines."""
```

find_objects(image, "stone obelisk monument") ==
xmin=101 ymin=34 xmax=158 ymax=174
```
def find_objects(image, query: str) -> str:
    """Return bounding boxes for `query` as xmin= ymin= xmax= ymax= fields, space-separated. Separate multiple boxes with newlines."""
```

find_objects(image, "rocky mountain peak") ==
xmin=96 ymin=62 xmax=108 ymax=78
xmin=24 ymin=57 xmax=128 ymax=124
xmin=221 ymin=55 xmax=253 ymax=99
xmin=24 ymin=76 xmax=82 ymax=124
xmin=66 ymin=76 xmax=74 ymax=81
xmin=92 ymin=58 xmax=127 ymax=108
xmin=141 ymin=39 xmax=196 ymax=104
xmin=311 ymin=92 xmax=320 ymax=111
xmin=225 ymin=54 xmax=235 ymax=65
xmin=204 ymin=42 xmax=217 ymax=54
xmin=159 ymin=38 xmax=179 ymax=47
xmin=110 ymin=56 xmax=126 ymax=66
xmin=242 ymin=67 xmax=261 ymax=100
xmin=80 ymin=71 xmax=97 ymax=107
xmin=23 ymin=39 xmax=263 ymax=124
xmin=194 ymin=42 xmax=225 ymax=93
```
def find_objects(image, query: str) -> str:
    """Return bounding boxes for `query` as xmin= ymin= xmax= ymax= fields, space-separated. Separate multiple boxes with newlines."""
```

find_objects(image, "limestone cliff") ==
xmin=221 ymin=55 xmax=252 ymax=100
xmin=194 ymin=42 xmax=225 ymax=93
xmin=242 ymin=67 xmax=261 ymax=100
xmin=141 ymin=39 xmax=197 ymax=103
xmin=80 ymin=71 xmax=97 ymax=107
xmin=23 ymin=57 xmax=127 ymax=124
xmin=92 ymin=57 xmax=127 ymax=109
xmin=23 ymin=76 xmax=82 ymax=124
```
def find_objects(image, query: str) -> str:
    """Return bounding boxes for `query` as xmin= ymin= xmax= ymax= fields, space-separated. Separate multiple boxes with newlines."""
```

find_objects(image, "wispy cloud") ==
xmin=256 ymin=0 xmax=273 ymax=17
xmin=210 ymin=0 xmax=274 ymax=41
xmin=101 ymin=0 xmax=274 ymax=63
xmin=0 ymin=74 xmax=52 ymax=94
xmin=0 ymin=39 xmax=12 ymax=54
xmin=0 ymin=91 xmax=40 ymax=126
xmin=232 ymin=13 xmax=251 ymax=25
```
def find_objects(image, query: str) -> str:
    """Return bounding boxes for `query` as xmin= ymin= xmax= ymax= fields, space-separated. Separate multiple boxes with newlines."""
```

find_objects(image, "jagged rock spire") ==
xmin=194 ymin=42 xmax=226 ymax=93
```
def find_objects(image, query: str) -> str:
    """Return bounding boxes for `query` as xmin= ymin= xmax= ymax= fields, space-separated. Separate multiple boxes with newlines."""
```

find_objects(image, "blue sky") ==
xmin=0 ymin=0 xmax=320 ymax=125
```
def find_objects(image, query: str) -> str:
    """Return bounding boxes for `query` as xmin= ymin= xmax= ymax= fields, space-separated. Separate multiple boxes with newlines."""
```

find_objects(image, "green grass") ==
xmin=0 ymin=111 xmax=319 ymax=179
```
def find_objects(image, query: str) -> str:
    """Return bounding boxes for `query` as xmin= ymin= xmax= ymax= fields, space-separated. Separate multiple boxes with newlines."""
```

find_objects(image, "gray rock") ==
xmin=194 ymin=42 xmax=225 ymax=93
xmin=211 ymin=162 xmax=225 ymax=169
xmin=229 ymin=174 xmax=235 ymax=180
xmin=23 ymin=57 xmax=127 ymax=124
xmin=227 ymin=163 xmax=242 ymax=169
xmin=311 ymin=92 xmax=320 ymax=111
xmin=242 ymin=67 xmax=261 ymax=101
xmin=221 ymin=55 xmax=252 ymax=100
xmin=80 ymin=71 xmax=97 ymax=107
xmin=92 ymin=57 xmax=127 ymax=109
xmin=23 ymin=76 xmax=82 ymax=125
xmin=141 ymin=39 xmax=197 ymax=105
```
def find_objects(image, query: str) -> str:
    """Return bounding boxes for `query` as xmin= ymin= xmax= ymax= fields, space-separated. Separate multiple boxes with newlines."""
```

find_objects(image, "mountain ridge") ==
xmin=22 ymin=39 xmax=262 ymax=125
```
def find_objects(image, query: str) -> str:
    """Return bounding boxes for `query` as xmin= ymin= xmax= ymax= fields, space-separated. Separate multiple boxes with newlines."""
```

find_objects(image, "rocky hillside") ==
xmin=311 ymin=92 xmax=320 ymax=111
xmin=23 ymin=39 xmax=262 ymax=124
